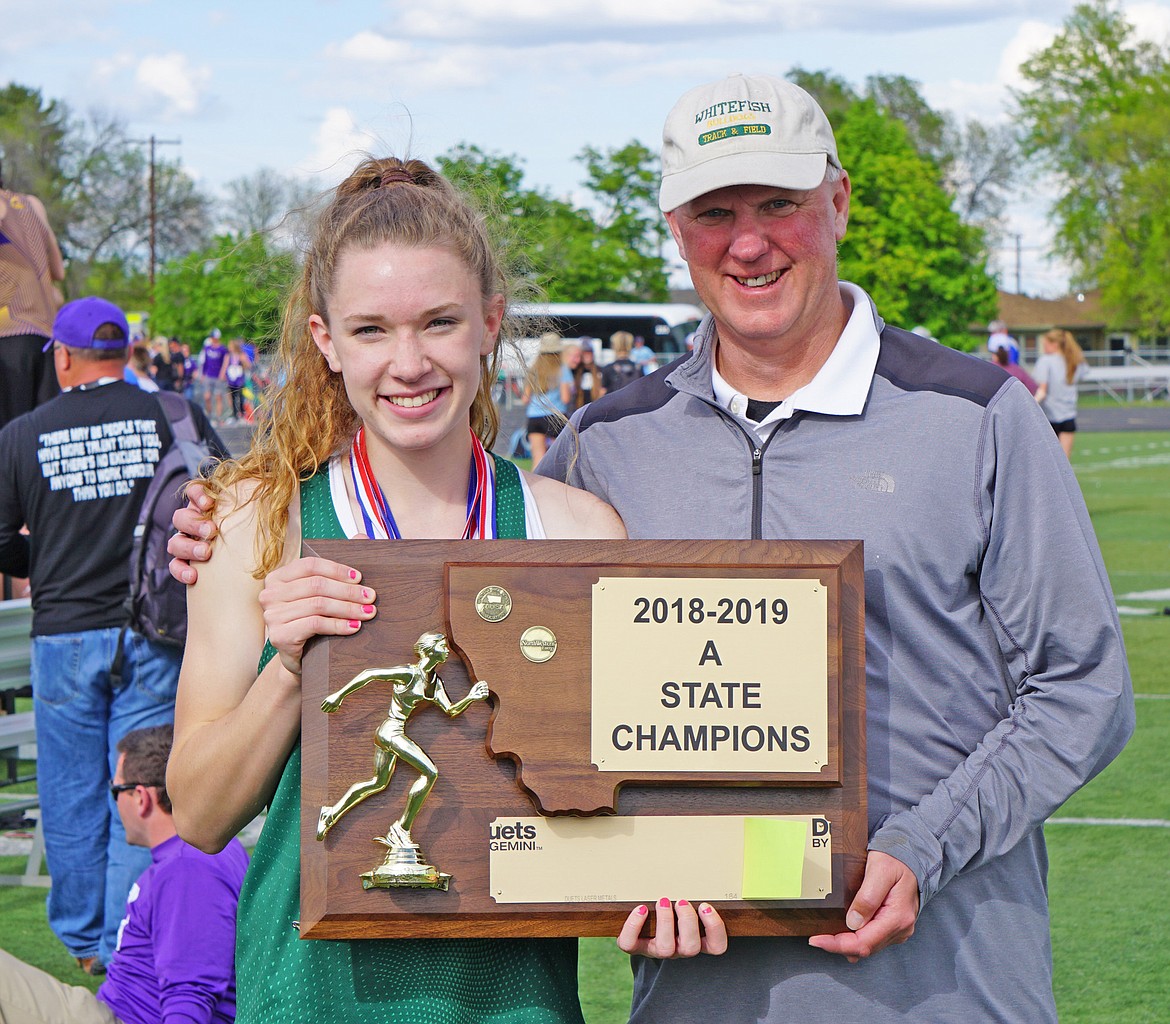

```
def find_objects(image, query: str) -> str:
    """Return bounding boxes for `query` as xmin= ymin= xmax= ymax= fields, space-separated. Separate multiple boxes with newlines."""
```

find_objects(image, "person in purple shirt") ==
xmin=0 ymin=724 xmax=248 ymax=1024
xmin=197 ymin=330 xmax=229 ymax=423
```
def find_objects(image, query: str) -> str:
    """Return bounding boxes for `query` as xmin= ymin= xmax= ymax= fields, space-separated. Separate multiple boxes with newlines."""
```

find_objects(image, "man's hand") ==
xmin=808 ymin=850 xmax=919 ymax=962
xmin=168 ymin=481 xmax=217 ymax=584
xmin=617 ymin=898 xmax=728 ymax=959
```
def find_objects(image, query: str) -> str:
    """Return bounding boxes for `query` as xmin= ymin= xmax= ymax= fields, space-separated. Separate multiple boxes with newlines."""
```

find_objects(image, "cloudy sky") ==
xmin=5 ymin=0 xmax=1170 ymax=296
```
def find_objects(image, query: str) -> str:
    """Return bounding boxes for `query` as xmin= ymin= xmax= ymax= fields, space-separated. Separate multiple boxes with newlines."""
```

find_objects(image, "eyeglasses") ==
xmin=109 ymin=781 xmax=153 ymax=799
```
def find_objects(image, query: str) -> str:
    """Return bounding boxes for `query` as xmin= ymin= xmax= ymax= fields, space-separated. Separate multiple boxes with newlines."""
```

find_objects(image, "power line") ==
xmin=128 ymin=134 xmax=181 ymax=302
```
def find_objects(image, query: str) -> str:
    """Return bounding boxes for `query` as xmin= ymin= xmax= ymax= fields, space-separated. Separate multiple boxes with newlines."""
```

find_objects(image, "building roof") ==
xmin=996 ymin=289 xmax=1107 ymax=332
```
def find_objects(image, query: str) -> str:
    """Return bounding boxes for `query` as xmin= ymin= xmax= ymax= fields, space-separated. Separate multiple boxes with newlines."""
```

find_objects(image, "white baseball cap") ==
xmin=659 ymin=73 xmax=840 ymax=212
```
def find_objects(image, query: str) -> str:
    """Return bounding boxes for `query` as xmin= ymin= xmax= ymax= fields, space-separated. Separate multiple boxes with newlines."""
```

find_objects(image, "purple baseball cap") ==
xmin=43 ymin=297 xmax=130 ymax=352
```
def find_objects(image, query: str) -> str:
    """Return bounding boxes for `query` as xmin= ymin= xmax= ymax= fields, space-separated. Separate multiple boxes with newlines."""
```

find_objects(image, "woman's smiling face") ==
xmin=309 ymin=242 xmax=503 ymax=459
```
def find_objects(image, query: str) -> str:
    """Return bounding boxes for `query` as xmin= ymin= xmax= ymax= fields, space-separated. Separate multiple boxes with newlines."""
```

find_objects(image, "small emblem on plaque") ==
xmin=519 ymin=626 xmax=557 ymax=663
xmin=475 ymin=585 xmax=512 ymax=622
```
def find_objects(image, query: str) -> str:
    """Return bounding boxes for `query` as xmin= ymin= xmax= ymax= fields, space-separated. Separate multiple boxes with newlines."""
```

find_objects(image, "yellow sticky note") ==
xmin=742 ymin=818 xmax=807 ymax=899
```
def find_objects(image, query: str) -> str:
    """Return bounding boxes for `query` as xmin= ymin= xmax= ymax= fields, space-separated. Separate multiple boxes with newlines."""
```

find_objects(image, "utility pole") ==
xmin=1014 ymin=233 xmax=1023 ymax=295
xmin=129 ymin=134 xmax=181 ymax=301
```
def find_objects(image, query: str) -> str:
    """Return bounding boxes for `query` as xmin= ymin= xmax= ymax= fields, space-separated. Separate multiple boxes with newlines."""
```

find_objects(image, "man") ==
xmin=167 ymin=75 xmax=1133 ymax=1023
xmin=538 ymin=74 xmax=1132 ymax=1022
xmin=0 ymin=296 xmax=226 ymax=971
xmin=0 ymin=724 xmax=249 ymax=1024
xmin=0 ymin=171 xmax=66 ymax=431
xmin=987 ymin=318 xmax=1020 ymax=364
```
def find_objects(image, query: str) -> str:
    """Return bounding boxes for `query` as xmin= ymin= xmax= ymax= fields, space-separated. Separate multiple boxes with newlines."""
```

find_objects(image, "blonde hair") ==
xmin=201 ymin=156 xmax=511 ymax=577
xmin=1043 ymin=328 xmax=1085 ymax=385
xmin=530 ymin=350 xmax=563 ymax=394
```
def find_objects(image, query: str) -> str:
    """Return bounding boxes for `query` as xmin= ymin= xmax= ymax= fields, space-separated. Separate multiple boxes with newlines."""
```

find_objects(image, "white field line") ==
xmin=1048 ymin=817 xmax=1170 ymax=828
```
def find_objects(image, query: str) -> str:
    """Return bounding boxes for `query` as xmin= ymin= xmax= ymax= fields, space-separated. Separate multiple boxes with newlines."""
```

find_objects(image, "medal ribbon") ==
xmin=348 ymin=426 xmax=494 ymax=540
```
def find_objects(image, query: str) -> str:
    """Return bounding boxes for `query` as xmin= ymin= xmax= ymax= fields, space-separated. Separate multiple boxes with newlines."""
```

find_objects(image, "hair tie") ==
xmin=378 ymin=168 xmax=414 ymax=188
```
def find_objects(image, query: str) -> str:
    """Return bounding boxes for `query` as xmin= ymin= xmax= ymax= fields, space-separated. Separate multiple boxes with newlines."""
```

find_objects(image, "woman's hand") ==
xmin=259 ymin=557 xmax=377 ymax=677
xmin=617 ymin=898 xmax=728 ymax=958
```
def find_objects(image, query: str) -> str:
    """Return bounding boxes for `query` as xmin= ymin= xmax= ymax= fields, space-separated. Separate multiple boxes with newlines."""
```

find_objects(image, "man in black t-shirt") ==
xmin=0 ymin=296 xmax=225 ymax=973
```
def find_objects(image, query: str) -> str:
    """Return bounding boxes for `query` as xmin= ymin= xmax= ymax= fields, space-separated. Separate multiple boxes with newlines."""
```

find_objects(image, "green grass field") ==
xmin=2 ymin=431 xmax=1167 ymax=1021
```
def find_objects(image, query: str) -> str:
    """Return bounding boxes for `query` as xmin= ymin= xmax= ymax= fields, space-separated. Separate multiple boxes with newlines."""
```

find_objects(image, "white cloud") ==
xmin=324 ymin=30 xmax=415 ymax=63
xmin=391 ymin=0 xmax=1035 ymax=41
xmin=297 ymin=107 xmax=383 ymax=181
xmin=996 ymin=18 xmax=1059 ymax=94
xmin=1128 ymin=2 xmax=1170 ymax=44
xmin=317 ymin=31 xmax=498 ymax=94
xmin=135 ymin=52 xmax=212 ymax=118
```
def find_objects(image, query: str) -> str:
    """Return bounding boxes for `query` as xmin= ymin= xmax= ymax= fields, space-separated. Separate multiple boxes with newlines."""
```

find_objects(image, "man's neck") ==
xmin=713 ymin=299 xmax=851 ymax=402
xmin=145 ymin=815 xmax=179 ymax=850
xmin=60 ymin=362 xmax=126 ymax=390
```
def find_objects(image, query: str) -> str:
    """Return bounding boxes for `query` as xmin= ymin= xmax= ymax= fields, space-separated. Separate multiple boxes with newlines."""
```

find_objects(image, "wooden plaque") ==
xmin=299 ymin=539 xmax=865 ymax=939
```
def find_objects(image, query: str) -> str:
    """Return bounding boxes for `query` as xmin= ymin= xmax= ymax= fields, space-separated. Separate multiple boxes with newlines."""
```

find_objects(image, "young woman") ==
xmin=1033 ymin=328 xmax=1086 ymax=458
xmin=522 ymin=333 xmax=573 ymax=464
xmin=166 ymin=157 xmax=628 ymax=1024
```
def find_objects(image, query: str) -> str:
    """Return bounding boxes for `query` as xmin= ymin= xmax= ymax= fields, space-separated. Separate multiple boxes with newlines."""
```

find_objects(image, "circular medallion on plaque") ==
xmin=519 ymin=625 xmax=557 ymax=664
xmin=474 ymin=585 xmax=513 ymax=622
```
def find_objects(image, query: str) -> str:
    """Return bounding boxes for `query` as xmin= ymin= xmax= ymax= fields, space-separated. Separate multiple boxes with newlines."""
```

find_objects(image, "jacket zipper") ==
xmin=691 ymin=393 xmax=783 ymax=540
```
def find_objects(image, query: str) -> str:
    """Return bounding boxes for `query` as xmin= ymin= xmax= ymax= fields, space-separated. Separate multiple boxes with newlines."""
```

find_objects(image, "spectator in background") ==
xmin=225 ymin=338 xmax=252 ymax=422
xmin=180 ymin=343 xmax=198 ymax=402
xmin=151 ymin=336 xmax=179 ymax=393
xmin=992 ymin=345 xmax=1037 ymax=395
xmin=0 ymin=171 xmax=66 ymax=431
xmin=0 ymin=297 xmax=227 ymax=972
xmin=600 ymin=331 xmax=641 ymax=395
xmin=522 ymin=333 xmax=572 ymax=464
xmin=198 ymin=329 xmax=229 ymax=423
xmin=572 ymin=341 xmax=598 ymax=408
xmin=0 ymin=723 xmax=248 ymax=1024
xmin=127 ymin=342 xmax=160 ymax=392
xmin=987 ymin=319 xmax=1019 ymax=365
xmin=629 ymin=335 xmax=656 ymax=374
xmin=1033 ymin=328 xmax=1087 ymax=458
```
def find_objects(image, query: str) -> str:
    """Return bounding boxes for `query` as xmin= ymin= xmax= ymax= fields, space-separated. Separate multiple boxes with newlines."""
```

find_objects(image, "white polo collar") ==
xmin=711 ymin=282 xmax=882 ymax=439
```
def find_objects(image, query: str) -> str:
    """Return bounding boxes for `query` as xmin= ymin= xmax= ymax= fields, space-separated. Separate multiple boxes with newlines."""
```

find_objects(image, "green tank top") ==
xmin=236 ymin=459 xmax=583 ymax=1024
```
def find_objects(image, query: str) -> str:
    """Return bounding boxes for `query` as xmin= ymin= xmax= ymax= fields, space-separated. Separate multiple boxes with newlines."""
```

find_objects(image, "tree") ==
xmin=1014 ymin=0 xmax=1170 ymax=329
xmin=835 ymin=100 xmax=998 ymax=347
xmin=2 ymin=84 xmax=214 ymax=300
xmin=152 ymin=233 xmax=297 ymax=345
xmin=437 ymin=143 xmax=669 ymax=302
xmin=577 ymin=141 xmax=669 ymax=301
xmin=62 ymin=112 xmax=213 ymax=294
xmin=221 ymin=167 xmax=318 ymax=241
xmin=791 ymin=70 xmax=1016 ymax=246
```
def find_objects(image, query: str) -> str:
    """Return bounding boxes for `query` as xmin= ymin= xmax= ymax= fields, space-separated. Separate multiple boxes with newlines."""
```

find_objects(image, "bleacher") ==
xmin=0 ymin=598 xmax=48 ymax=886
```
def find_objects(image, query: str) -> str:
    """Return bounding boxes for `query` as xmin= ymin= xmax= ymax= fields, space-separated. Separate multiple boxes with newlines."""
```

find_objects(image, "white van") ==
xmin=503 ymin=302 xmax=705 ymax=376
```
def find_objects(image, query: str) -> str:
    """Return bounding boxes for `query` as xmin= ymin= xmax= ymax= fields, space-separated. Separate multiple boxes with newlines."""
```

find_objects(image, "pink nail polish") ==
xmin=658 ymin=897 xmax=670 ymax=908
xmin=677 ymin=899 xmax=689 ymax=907
xmin=362 ymin=589 xmax=371 ymax=600
xmin=362 ymin=605 xmax=374 ymax=614
xmin=348 ymin=569 xmax=358 ymax=580
xmin=636 ymin=905 xmax=648 ymax=916
xmin=348 ymin=620 xmax=360 ymax=629
xmin=701 ymin=905 xmax=713 ymax=915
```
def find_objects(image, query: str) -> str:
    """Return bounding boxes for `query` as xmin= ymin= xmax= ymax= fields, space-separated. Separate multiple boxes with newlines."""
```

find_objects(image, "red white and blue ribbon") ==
xmin=348 ymin=426 xmax=495 ymax=539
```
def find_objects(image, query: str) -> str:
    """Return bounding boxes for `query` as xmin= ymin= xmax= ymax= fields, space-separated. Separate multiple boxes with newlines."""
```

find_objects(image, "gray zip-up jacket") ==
xmin=540 ymin=309 xmax=1133 ymax=1023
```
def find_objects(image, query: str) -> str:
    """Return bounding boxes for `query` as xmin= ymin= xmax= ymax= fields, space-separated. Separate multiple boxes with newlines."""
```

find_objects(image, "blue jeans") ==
xmin=32 ymin=629 xmax=180 ymax=963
